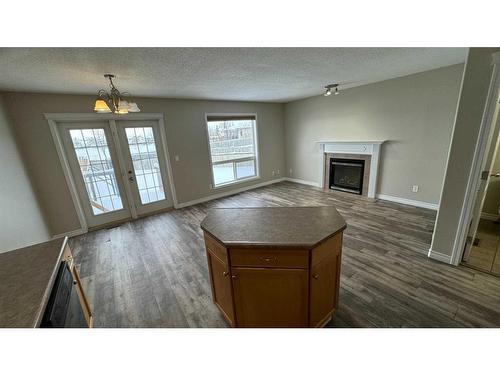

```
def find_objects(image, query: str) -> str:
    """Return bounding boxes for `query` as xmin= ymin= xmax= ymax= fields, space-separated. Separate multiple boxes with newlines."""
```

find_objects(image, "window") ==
xmin=206 ymin=115 xmax=258 ymax=187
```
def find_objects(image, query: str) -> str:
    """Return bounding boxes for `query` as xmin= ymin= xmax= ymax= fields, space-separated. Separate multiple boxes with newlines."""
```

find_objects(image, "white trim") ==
xmin=376 ymin=194 xmax=438 ymax=210
xmin=210 ymin=175 xmax=261 ymax=190
xmin=316 ymin=140 xmax=386 ymax=145
xmin=317 ymin=140 xmax=386 ymax=198
xmin=109 ymin=119 xmax=138 ymax=219
xmin=175 ymin=178 xmax=285 ymax=209
xmin=44 ymin=113 xmax=165 ymax=121
xmin=427 ymin=248 xmax=452 ymax=264
xmin=51 ymin=228 xmax=87 ymax=240
xmin=481 ymin=212 xmax=499 ymax=221
xmin=449 ymin=54 xmax=500 ymax=266
xmin=158 ymin=115 xmax=179 ymax=207
xmin=47 ymin=119 xmax=89 ymax=233
xmin=284 ymin=177 xmax=320 ymax=187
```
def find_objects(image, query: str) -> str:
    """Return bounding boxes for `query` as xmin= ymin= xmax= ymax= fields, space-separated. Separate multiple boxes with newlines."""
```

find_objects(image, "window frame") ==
xmin=205 ymin=113 xmax=260 ymax=189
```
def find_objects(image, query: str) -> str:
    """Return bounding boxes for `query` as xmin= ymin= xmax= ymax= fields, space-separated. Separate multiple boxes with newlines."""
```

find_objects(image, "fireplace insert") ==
xmin=329 ymin=158 xmax=365 ymax=195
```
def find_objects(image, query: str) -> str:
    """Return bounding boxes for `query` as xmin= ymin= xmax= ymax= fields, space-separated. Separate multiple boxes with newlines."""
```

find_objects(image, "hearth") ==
xmin=329 ymin=158 xmax=365 ymax=195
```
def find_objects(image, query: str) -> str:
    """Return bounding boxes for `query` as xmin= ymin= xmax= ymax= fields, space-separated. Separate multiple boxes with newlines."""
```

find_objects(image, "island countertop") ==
xmin=0 ymin=238 xmax=67 ymax=328
xmin=200 ymin=206 xmax=346 ymax=249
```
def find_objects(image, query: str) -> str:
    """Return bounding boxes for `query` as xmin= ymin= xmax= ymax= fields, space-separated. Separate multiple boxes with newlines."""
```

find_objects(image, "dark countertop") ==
xmin=200 ymin=207 xmax=347 ymax=248
xmin=0 ymin=238 xmax=67 ymax=328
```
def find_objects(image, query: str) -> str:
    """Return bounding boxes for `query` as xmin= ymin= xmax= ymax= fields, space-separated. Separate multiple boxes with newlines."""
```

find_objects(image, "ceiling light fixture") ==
xmin=324 ymin=83 xmax=339 ymax=97
xmin=94 ymin=74 xmax=141 ymax=114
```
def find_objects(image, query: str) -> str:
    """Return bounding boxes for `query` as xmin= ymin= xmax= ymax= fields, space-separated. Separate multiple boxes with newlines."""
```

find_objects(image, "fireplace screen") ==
xmin=329 ymin=158 xmax=365 ymax=195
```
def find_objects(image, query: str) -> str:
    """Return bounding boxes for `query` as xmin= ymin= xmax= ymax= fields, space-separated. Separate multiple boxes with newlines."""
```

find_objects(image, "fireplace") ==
xmin=329 ymin=158 xmax=365 ymax=195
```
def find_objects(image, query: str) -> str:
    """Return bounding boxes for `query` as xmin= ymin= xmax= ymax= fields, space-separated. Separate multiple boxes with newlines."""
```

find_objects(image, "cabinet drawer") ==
xmin=204 ymin=232 xmax=227 ymax=262
xmin=230 ymin=248 xmax=309 ymax=269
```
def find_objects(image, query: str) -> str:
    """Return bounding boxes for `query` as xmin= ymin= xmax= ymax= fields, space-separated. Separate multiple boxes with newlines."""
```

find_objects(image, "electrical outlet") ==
xmin=174 ymin=155 xmax=180 ymax=162
xmin=412 ymin=185 xmax=419 ymax=193
xmin=272 ymin=170 xmax=276 ymax=176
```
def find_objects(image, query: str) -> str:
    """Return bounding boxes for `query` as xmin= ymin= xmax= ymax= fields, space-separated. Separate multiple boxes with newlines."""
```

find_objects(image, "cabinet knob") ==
xmin=231 ymin=275 xmax=238 ymax=279
xmin=313 ymin=274 xmax=320 ymax=279
xmin=223 ymin=271 xmax=229 ymax=277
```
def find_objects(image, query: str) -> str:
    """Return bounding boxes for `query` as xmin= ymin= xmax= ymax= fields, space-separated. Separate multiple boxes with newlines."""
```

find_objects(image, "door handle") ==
xmin=491 ymin=173 xmax=500 ymax=178
xmin=128 ymin=176 xmax=135 ymax=182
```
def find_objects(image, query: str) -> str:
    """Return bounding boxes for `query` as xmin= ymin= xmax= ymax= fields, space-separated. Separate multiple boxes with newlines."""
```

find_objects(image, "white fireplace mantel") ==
xmin=316 ymin=140 xmax=386 ymax=198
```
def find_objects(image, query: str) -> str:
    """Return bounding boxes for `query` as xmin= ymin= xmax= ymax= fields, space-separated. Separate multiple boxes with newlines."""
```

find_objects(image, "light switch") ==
xmin=412 ymin=185 xmax=419 ymax=193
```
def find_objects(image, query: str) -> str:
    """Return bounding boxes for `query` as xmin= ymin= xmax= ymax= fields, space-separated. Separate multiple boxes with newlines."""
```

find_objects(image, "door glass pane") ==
xmin=236 ymin=160 xmax=256 ymax=179
xmin=125 ymin=127 xmax=166 ymax=204
xmin=69 ymin=129 xmax=124 ymax=215
xmin=212 ymin=162 xmax=235 ymax=185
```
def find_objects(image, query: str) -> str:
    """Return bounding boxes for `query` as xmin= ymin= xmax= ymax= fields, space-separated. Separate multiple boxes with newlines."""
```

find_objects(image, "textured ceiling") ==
xmin=0 ymin=48 xmax=467 ymax=102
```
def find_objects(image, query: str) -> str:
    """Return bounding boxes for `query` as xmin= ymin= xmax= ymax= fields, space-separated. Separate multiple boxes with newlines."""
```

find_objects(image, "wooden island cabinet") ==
xmin=201 ymin=207 xmax=346 ymax=328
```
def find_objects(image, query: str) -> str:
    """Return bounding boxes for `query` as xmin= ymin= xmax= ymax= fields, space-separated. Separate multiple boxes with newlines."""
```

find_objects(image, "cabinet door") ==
xmin=231 ymin=267 xmax=308 ymax=327
xmin=309 ymin=250 xmax=341 ymax=327
xmin=206 ymin=251 xmax=235 ymax=326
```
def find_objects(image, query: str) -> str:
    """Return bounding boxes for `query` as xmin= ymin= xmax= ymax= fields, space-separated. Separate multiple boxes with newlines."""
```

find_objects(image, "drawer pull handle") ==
xmin=313 ymin=274 xmax=320 ymax=279
xmin=231 ymin=275 xmax=238 ymax=279
xmin=223 ymin=271 xmax=229 ymax=277
xmin=260 ymin=256 xmax=277 ymax=262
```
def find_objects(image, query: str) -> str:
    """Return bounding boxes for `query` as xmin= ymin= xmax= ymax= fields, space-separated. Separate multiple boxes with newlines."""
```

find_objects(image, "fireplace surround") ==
xmin=317 ymin=140 xmax=386 ymax=198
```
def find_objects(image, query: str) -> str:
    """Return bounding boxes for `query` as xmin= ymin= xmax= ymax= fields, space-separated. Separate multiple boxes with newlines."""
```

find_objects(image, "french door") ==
xmin=58 ymin=118 xmax=173 ymax=229
xmin=114 ymin=120 xmax=173 ymax=216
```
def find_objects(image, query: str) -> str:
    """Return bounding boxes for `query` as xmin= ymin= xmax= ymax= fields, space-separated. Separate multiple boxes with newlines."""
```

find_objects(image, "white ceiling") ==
xmin=0 ymin=48 xmax=467 ymax=102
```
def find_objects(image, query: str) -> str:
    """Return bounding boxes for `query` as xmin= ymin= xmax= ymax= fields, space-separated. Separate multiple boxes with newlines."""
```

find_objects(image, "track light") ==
xmin=324 ymin=84 xmax=339 ymax=97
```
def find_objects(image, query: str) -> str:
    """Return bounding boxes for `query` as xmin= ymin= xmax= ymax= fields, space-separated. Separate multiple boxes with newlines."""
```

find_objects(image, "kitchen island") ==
xmin=200 ymin=206 xmax=347 ymax=328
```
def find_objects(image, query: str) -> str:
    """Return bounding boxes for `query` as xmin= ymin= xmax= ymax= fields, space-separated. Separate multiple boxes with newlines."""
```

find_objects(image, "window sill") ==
xmin=211 ymin=175 xmax=260 ymax=190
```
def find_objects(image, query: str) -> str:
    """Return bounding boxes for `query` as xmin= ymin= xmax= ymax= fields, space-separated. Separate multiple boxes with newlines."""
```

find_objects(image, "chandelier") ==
xmin=324 ymin=83 xmax=339 ymax=97
xmin=93 ymin=74 xmax=140 ymax=114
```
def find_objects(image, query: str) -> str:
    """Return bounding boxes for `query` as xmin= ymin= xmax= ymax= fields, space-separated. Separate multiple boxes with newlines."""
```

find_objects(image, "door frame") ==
xmin=450 ymin=52 xmax=500 ymax=265
xmin=45 ymin=113 xmax=178 ymax=233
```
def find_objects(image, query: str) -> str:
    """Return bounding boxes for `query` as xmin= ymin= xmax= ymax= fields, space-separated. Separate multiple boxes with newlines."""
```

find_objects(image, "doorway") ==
xmin=461 ymin=84 xmax=500 ymax=276
xmin=48 ymin=114 xmax=175 ymax=231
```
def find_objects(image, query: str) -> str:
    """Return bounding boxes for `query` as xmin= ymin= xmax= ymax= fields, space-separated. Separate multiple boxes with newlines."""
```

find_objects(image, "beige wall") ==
xmin=2 ymin=93 xmax=286 ymax=236
xmin=284 ymin=64 xmax=464 ymax=204
xmin=0 ymin=94 xmax=49 ymax=252
xmin=431 ymin=48 xmax=500 ymax=259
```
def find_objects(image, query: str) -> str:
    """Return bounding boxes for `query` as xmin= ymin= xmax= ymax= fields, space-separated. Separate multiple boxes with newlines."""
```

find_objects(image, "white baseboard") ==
xmin=427 ymin=248 xmax=452 ymax=264
xmin=52 ymin=228 xmax=87 ymax=240
xmin=481 ymin=212 xmax=498 ymax=221
xmin=376 ymin=194 xmax=439 ymax=210
xmin=284 ymin=177 xmax=320 ymax=187
xmin=174 ymin=178 xmax=286 ymax=209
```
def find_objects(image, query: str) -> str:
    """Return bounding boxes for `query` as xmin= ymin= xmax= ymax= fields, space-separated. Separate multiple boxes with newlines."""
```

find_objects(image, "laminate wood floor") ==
xmin=69 ymin=181 xmax=500 ymax=327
